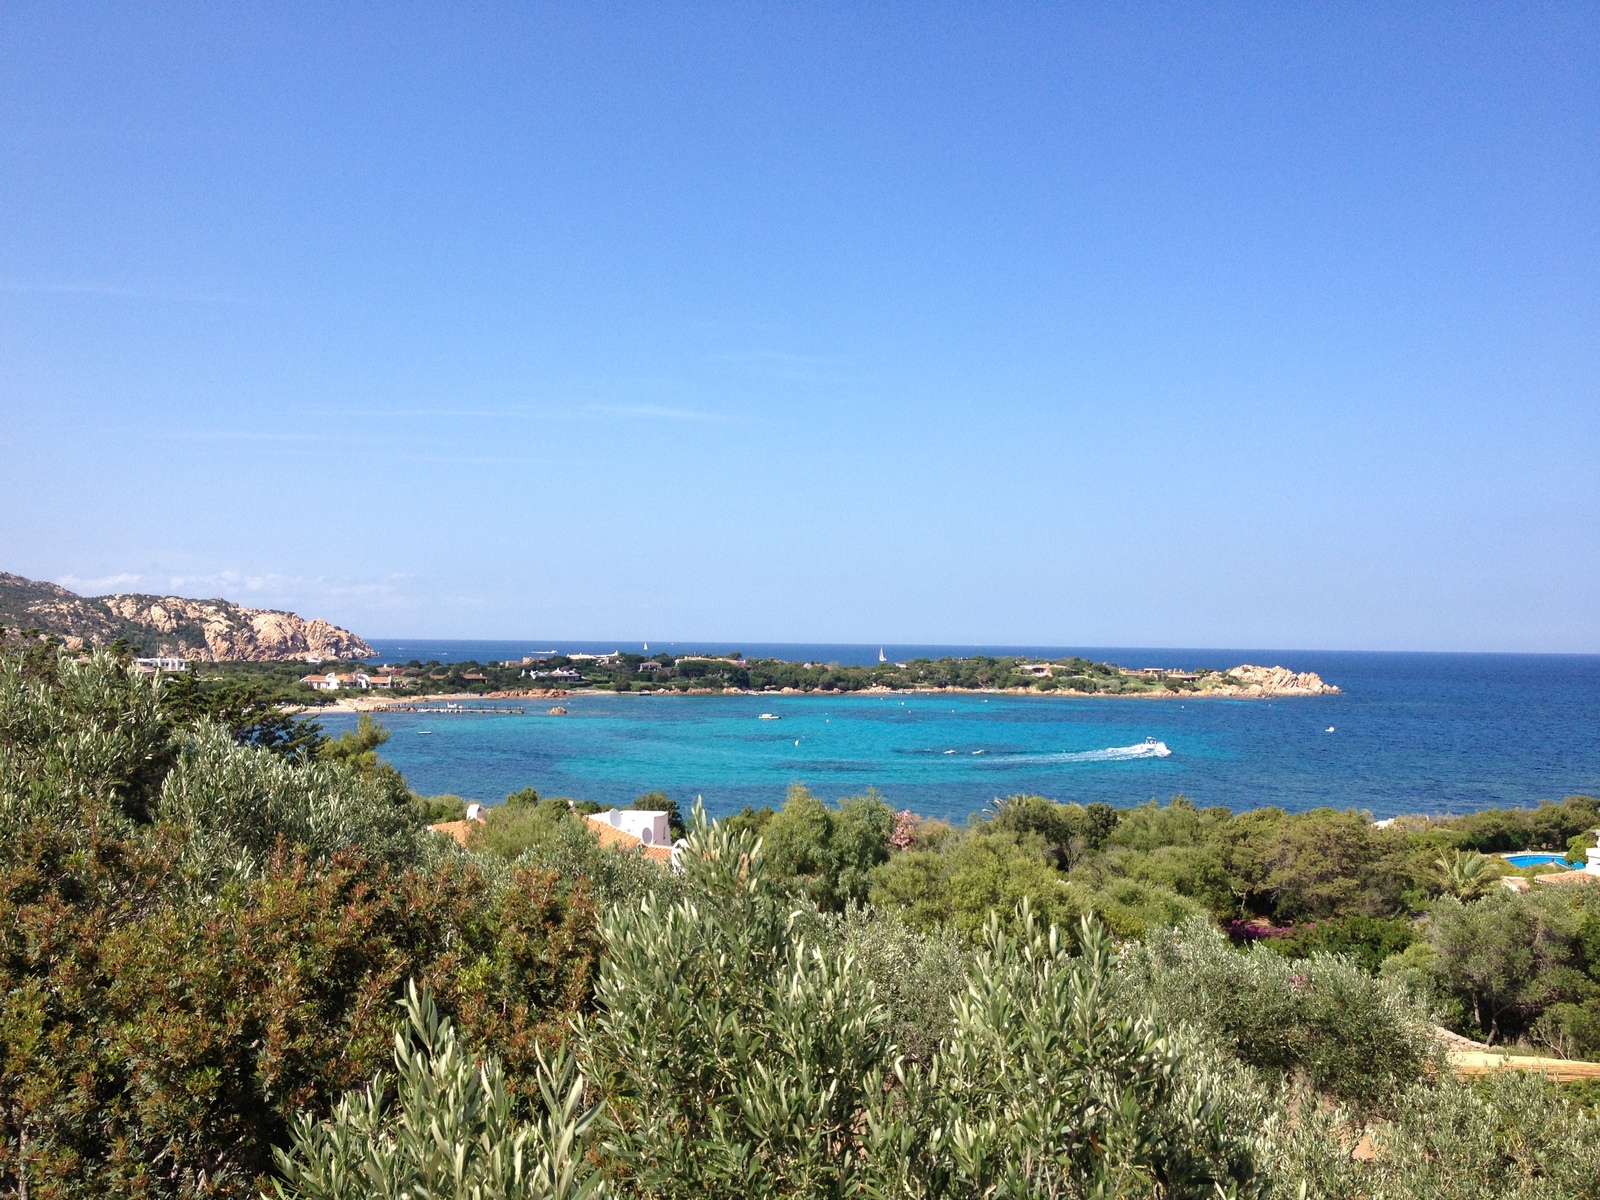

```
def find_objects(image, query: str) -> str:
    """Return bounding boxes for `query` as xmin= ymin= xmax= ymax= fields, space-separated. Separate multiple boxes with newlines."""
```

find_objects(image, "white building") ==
xmin=132 ymin=657 xmax=188 ymax=673
xmin=588 ymin=807 xmax=672 ymax=847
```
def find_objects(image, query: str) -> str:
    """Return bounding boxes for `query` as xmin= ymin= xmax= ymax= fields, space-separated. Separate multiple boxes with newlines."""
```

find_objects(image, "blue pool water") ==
xmin=1502 ymin=853 xmax=1579 ymax=869
xmin=316 ymin=646 xmax=1600 ymax=822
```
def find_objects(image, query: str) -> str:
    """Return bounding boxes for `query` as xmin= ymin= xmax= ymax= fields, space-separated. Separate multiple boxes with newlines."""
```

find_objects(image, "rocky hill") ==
xmin=1198 ymin=664 xmax=1341 ymax=696
xmin=0 ymin=571 xmax=374 ymax=662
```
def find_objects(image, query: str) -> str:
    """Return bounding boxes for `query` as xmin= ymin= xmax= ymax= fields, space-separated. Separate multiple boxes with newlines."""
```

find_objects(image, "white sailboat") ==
xmin=879 ymin=647 xmax=887 ymax=663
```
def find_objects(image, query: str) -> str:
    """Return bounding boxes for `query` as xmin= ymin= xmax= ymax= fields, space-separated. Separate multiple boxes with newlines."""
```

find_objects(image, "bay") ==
xmin=313 ymin=645 xmax=1600 ymax=821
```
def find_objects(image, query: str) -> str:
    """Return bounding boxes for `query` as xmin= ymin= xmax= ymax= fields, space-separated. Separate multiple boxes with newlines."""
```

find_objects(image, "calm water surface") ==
xmin=317 ymin=646 xmax=1600 ymax=821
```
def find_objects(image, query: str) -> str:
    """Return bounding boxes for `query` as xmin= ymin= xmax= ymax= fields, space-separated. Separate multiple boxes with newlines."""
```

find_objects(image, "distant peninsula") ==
xmin=0 ymin=571 xmax=373 ymax=662
xmin=290 ymin=651 xmax=1339 ymax=704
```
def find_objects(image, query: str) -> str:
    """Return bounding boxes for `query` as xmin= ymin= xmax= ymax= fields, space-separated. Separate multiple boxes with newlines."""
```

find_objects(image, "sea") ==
xmin=307 ymin=641 xmax=1600 ymax=823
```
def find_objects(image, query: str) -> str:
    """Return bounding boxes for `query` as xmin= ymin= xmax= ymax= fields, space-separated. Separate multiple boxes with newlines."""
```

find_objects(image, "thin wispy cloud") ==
xmin=59 ymin=569 xmax=294 ymax=597
xmin=710 ymin=349 xmax=844 ymax=367
xmin=0 ymin=279 xmax=256 ymax=306
xmin=57 ymin=569 xmax=414 ymax=610
xmin=57 ymin=572 xmax=144 ymax=593
xmin=311 ymin=408 xmax=536 ymax=420
xmin=586 ymin=403 xmax=737 ymax=422
xmin=384 ymin=452 xmax=534 ymax=465
xmin=170 ymin=431 xmax=327 ymax=444
xmin=706 ymin=348 xmax=851 ymax=385
xmin=162 ymin=431 xmax=536 ymax=463
xmin=281 ymin=403 xmax=744 ymax=424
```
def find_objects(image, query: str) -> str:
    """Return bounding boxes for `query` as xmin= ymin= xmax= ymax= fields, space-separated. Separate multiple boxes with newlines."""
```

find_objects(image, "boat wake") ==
xmin=988 ymin=740 xmax=1173 ymax=766
xmin=901 ymin=738 xmax=1173 ymax=764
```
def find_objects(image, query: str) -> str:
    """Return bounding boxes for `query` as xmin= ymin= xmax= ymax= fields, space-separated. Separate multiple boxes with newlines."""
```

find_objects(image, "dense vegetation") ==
xmin=3 ymin=641 xmax=1598 ymax=1199
xmin=187 ymin=651 xmax=1232 ymax=701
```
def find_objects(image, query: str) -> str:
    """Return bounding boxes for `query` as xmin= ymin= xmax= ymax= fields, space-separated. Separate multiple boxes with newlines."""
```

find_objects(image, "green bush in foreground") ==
xmin=1122 ymin=917 xmax=1439 ymax=1115
xmin=865 ymin=912 xmax=1264 ymax=1200
xmin=582 ymin=811 xmax=1266 ymax=1200
xmin=7 ymin=648 xmax=1600 ymax=1199
xmin=271 ymin=983 xmax=603 ymax=1200
xmin=0 ymin=649 xmax=599 ymax=1200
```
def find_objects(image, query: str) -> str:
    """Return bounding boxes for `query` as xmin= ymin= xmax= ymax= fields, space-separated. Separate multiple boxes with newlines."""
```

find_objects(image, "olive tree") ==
xmin=271 ymin=982 xmax=603 ymax=1200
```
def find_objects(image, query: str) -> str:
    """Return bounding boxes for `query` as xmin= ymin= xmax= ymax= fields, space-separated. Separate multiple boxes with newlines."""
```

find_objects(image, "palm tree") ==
xmin=1436 ymin=848 xmax=1493 ymax=899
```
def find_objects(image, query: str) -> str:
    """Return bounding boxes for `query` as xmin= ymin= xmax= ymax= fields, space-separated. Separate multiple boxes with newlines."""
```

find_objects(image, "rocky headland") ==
xmin=0 ymin=571 xmax=373 ymax=661
xmin=1196 ymin=665 xmax=1340 ymax=697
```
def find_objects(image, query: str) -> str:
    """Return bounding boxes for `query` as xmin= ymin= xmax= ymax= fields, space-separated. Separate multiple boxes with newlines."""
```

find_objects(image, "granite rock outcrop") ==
xmin=1206 ymin=665 xmax=1340 ymax=696
xmin=1 ymin=571 xmax=373 ymax=661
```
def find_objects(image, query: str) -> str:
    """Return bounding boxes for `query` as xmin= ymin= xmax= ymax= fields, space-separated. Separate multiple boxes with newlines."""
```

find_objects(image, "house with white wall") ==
xmin=585 ymin=808 xmax=677 ymax=863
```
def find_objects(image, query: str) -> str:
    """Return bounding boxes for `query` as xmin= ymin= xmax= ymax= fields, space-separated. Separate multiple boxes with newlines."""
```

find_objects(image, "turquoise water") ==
xmin=315 ymin=648 xmax=1600 ymax=822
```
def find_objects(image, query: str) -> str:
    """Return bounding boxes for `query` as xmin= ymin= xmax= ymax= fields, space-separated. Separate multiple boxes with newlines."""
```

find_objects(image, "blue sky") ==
xmin=1 ymin=4 xmax=1595 ymax=651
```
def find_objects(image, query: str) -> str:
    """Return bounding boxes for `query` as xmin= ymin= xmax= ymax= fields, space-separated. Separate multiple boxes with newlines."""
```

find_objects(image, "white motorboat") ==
xmin=759 ymin=713 xmax=780 ymax=720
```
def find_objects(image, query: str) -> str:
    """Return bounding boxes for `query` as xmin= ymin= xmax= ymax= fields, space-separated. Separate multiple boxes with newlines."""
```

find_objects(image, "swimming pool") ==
xmin=1502 ymin=852 xmax=1578 ymax=869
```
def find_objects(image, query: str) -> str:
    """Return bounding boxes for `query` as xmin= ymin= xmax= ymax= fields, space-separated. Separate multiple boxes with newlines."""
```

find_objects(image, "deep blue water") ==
xmin=318 ymin=644 xmax=1600 ymax=822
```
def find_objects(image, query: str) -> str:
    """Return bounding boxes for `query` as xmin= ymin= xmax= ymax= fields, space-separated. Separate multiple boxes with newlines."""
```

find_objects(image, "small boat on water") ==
xmin=759 ymin=713 xmax=780 ymax=720
xmin=418 ymin=730 xmax=433 ymax=736
xmin=1326 ymin=726 xmax=1336 ymax=733
xmin=1143 ymin=737 xmax=1173 ymax=757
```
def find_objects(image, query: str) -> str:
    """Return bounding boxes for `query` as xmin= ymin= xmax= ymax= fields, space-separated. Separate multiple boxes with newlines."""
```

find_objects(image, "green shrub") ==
xmin=413 ymin=793 xmax=468 ymax=823
xmin=1077 ymin=876 xmax=1210 ymax=939
xmin=866 ymin=910 xmax=1267 ymax=1199
xmin=271 ymin=983 xmax=602 ymax=1200
xmin=1410 ymin=889 xmax=1600 ymax=1046
xmin=1263 ymin=914 xmax=1416 ymax=973
xmin=1359 ymin=1070 xmax=1598 ymax=1199
xmin=0 ymin=822 xmax=598 ymax=1200
xmin=1253 ymin=1070 xmax=1600 ymax=1199
xmin=872 ymin=828 xmax=1083 ymax=943
xmin=1535 ymin=998 xmax=1600 ymax=1061
xmin=0 ymin=649 xmax=177 ymax=822
xmin=1120 ymin=918 xmax=1439 ymax=1114
xmin=157 ymin=721 xmax=433 ymax=891
xmin=0 ymin=649 xmax=600 ymax=1200
xmin=580 ymin=809 xmax=890 ymax=1198
xmin=467 ymin=800 xmax=690 ymax=911
xmin=987 ymin=794 xmax=1120 ymax=868
xmin=761 ymin=784 xmax=894 ymax=911
xmin=1436 ymin=795 xmax=1600 ymax=854
xmin=818 ymin=905 xmax=970 ymax=1063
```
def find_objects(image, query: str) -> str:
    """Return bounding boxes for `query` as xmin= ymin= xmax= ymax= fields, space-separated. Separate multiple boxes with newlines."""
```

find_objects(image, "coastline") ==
xmin=296 ymin=681 xmax=1336 ymax=714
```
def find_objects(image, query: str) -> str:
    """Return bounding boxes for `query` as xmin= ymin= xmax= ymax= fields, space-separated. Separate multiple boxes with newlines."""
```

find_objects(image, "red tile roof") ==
xmin=584 ymin=814 xmax=674 ymax=863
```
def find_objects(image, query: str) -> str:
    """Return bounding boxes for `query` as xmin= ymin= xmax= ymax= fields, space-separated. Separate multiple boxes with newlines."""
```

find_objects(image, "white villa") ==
xmin=132 ymin=657 xmax=188 ymax=673
xmin=298 ymin=671 xmax=395 ymax=691
xmin=584 ymin=808 xmax=679 ymax=864
xmin=588 ymin=807 xmax=672 ymax=847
